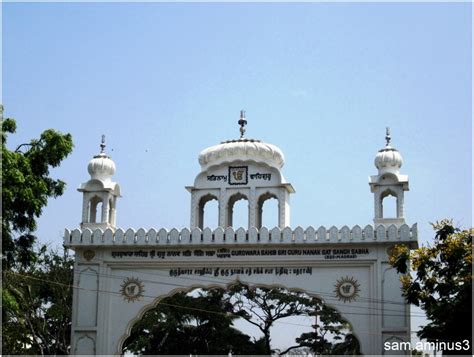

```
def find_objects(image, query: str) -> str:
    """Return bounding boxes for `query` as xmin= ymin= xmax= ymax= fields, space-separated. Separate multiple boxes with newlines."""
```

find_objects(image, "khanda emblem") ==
xmin=126 ymin=284 xmax=136 ymax=295
xmin=229 ymin=166 xmax=248 ymax=185
xmin=120 ymin=277 xmax=145 ymax=302
xmin=341 ymin=284 xmax=352 ymax=294
xmin=232 ymin=170 xmax=244 ymax=180
xmin=334 ymin=276 xmax=360 ymax=303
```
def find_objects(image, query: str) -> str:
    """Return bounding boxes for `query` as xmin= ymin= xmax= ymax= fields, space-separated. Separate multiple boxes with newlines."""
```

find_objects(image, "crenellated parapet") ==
xmin=64 ymin=223 xmax=418 ymax=248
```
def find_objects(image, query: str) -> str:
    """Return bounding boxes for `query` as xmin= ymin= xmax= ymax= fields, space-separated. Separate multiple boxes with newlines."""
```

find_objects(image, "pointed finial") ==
xmin=238 ymin=110 xmax=247 ymax=139
xmin=100 ymin=134 xmax=106 ymax=154
xmin=385 ymin=127 xmax=391 ymax=146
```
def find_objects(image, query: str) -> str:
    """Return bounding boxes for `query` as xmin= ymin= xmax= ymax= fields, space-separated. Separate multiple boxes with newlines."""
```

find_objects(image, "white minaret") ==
xmin=187 ymin=111 xmax=295 ymax=229
xmin=369 ymin=128 xmax=409 ymax=226
xmin=78 ymin=135 xmax=121 ymax=230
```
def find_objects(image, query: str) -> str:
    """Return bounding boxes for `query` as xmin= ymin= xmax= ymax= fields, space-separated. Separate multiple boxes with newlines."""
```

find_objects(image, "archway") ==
xmin=88 ymin=196 xmax=103 ymax=223
xmin=198 ymin=194 xmax=219 ymax=229
xmin=227 ymin=193 xmax=249 ymax=228
xmin=121 ymin=283 xmax=359 ymax=356
xmin=257 ymin=192 xmax=279 ymax=228
xmin=381 ymin=190 xmax=398 ymax=219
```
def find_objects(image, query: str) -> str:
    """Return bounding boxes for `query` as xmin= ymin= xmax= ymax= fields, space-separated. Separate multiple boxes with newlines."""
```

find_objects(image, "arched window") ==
xmin=227 ymin=193 xmax=249 ymax=228
xmin=198 ymin=194 xmax=218 ymax=229
xmin=381 ymin=191 xmax=397 ymax=218
xmin=257 ymin=193 xmax=278 ymax=228
xmin=88 ymin=196 xmax=103 ymax=223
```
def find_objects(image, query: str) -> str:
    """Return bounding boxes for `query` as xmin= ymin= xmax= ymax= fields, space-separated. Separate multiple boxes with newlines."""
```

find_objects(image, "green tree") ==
xmin=2 ymin=246 xmax=74 ymax=355
xmin=225 ymin=282 xmax=357 ymax=355
xmin=123 ymin=289 xmax=264 ymax=355
xmin=1 ymin=106 xmax=74 ymax=354
xmin=1 ymin=106 xmax=73 ymax=268
xmin=390 ymin=220 xmax=472 ymax=355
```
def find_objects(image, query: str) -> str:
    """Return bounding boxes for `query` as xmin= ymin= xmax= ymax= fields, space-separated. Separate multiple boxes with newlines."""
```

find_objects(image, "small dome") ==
xmin=198 ymin=138 xmax=285 ymax=171
xmin=374 ymin=146 xmax=403 ymax=173
xmin=88 ymin=153 xmax=116 ymax=181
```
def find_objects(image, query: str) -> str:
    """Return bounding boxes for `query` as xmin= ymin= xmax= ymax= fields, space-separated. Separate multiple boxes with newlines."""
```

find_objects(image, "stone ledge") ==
xmin=64 ymin=224 xmax=418 ymax=248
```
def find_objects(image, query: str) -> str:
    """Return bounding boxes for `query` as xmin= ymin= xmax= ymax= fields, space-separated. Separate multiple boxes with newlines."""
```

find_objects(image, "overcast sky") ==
xmin=3 ymin=1 xmax=471 ymax=350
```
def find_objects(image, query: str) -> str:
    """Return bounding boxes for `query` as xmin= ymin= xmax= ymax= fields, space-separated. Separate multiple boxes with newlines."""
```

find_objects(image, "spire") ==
xmin=95 ymin=134 xmax=108 ymax=158
xmin=238 ymin=110 xmax=247 ymax=139
xmin=100 ymin=134 xmax=106 ymax=154
xmin=385 ymin=127 xmax=391 ymax=147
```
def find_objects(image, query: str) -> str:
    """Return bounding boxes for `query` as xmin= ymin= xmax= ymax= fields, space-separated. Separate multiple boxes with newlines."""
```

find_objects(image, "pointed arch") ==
xmin=227 ymin=192 xmax=249 ymax=228
xmin=381 ymin=189 xmax=398 ymax=218
xmin=88 ymin=195 xmax=103 ymax=223
xmin=257 ymin=192 xmax=278 ymax=229
xmin=198 ymin=193 xmax=218 ymax=229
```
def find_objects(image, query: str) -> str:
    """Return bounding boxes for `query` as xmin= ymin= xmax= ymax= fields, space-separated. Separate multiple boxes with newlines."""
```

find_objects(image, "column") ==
xmin=82 ymin=193 xmax=90 ymax=223
xmin=397 ymin=190 xmax=404 ymax=218
xmin=101 ymin=195 xmax=110 ymax=224
xmin=249 ymin=187 xmax=257 ymax=228
xmin=218 ymin=188 xmax=227 ymax=228
xmin=374 ymin=190 xmax=382 ymax=219
xmin=190 ymin=192 xmax=198 ymax=228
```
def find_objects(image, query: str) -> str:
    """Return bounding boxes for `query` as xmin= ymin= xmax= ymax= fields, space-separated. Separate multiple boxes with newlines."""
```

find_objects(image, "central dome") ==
xmin=198 ymin=138 xmax=285 ymax=171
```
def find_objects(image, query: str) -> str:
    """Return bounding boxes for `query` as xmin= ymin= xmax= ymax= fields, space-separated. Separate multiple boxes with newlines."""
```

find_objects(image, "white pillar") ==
xmin=249 ymin=187 xmax=257 ymax=228
xmin=218 ymin=189 xmax=227 ymax=228
xmin=190 ymin=192 xmax=198 ymax=228
xmin=101 ymin=195 xmax=109 ymax=224
xmin=82 ymin=193 xmax=90 ymax=223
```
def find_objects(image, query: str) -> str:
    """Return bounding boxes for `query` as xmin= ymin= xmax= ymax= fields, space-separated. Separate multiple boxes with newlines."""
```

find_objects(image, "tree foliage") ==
xmin=390 ymin=219 xmax=472 ymax=355
xmin=225 ymin=282 xmax=358 ymax=355
xmin=1 ymin=107 xmax=74 ymax=354
xmin=2 ymin=108 xmax=73 ymax=268
xmin=2 ymin=246 xmax=74 ymax=355
xmin=123 ymin=289 xmax=266 ymax=355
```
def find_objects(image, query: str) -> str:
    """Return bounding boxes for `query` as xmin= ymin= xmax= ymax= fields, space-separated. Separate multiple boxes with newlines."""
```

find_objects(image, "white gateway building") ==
xmin=64 ymin=113 xmax=417 ymax=355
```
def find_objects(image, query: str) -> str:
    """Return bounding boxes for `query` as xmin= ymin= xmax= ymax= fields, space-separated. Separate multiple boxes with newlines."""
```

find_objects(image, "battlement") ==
xmin=64 ymin=223 xmax=417 ymax=248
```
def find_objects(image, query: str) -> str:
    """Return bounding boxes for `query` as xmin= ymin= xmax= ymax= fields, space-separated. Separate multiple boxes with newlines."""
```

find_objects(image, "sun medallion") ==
xmin=334 ymin=276 xmax=360 ymax=303
xmin=120 ymin=277 xmax=145 ymax=302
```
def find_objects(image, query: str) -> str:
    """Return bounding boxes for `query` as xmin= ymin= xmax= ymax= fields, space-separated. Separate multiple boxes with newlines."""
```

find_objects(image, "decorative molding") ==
xmin=65 ymin=224 xmax=418 ymax=247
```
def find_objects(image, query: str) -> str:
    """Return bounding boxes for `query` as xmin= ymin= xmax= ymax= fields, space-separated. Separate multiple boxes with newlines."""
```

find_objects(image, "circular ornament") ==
xmin=83 ymin=250 xmax=95 ymax=261
xmin=334 ymin=276 xmax=361 ymax=303
xmin=120 ymin=277 xmax=145 ymax=302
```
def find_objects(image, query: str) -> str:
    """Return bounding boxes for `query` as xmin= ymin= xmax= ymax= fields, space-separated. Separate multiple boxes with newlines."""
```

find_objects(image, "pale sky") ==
xmin=3 ymin=2 xmax=472 ymax=351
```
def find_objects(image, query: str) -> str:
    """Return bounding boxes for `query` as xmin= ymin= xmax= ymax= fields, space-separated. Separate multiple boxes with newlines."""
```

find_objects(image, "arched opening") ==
xmin=88 ymin=196 xmax=103 ymax=223
xmin=381 ymin=191 xmax=397 ymax=218
xmin=198 ymin=194 xmax=218 ymax=229
xmin=227 ymin=193 xmax=248 ymax=228
xmin=257 ymin=193 xmax=279 ymax=228
xmin=121 ymin=284 xmax=359 ymax=356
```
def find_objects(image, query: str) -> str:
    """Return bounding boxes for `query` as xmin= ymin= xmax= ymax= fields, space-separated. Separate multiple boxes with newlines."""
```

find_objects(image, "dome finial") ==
xmin=100 ymin=134 xmax=106 ymax=154
xmin=385 ymin=127 xmax=391 ymax=146
xmin=238 ymin=110 xmax=247 ymax=139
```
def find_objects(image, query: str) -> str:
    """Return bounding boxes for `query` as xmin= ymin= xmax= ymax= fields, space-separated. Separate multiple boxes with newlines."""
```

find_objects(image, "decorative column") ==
xmin=278 ymin=191 xmax=291 ymax=228
xmin=396 ymin=189 xmax=404 ymax=218
xmin=82 ymin=193 xmax=90 ymax=223
xmin=101 ymin=196 xmax=109 ymax=224
xmin=374 ymin=190 xmax=382 ymax=220
xmin=249 ymin=187 xmax=257 ymax=228
xmin=218 ymin=188 xmax=227 ymax=228
xmin=190 ymin=192 xmax=198 ymax=228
